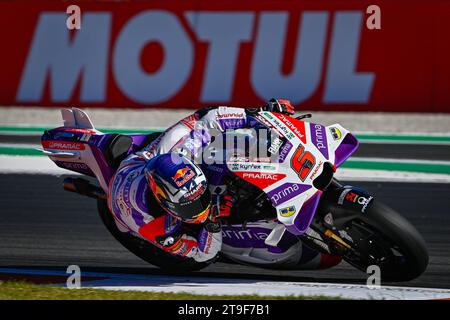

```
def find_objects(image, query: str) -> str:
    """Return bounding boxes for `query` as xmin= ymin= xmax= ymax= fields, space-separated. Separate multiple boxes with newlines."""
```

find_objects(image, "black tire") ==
xmin=97 ymin=199 xmax=211 ymax=272
xmin=345 ymin=201 xmax=429 ymax=281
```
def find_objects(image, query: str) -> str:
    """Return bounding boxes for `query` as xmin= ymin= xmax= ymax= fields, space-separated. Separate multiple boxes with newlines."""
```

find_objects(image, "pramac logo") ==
xmin=42 ymin=140 xmax=85 ymax=150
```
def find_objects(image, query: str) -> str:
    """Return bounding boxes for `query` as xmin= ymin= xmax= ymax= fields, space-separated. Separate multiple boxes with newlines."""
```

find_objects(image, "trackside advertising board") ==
xmin=0 ymin=0 xmax=449 ymax=112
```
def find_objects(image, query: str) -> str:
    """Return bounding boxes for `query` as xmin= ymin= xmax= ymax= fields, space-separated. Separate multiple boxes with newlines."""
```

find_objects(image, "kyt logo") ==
xmin=17 ymin=10 xmax=375 ymax=105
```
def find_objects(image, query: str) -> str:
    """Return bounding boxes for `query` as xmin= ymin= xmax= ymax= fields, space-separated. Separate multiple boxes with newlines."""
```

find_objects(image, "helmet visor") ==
xmin=160 ymin=188 xmax=212 ymax=224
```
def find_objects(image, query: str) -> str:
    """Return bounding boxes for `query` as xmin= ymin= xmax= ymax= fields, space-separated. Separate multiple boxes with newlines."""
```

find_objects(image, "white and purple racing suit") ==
xmin=107 ymin=106 xmax=256 ymax=263
xmin=107 ymin=106 xmax=342 ymax=268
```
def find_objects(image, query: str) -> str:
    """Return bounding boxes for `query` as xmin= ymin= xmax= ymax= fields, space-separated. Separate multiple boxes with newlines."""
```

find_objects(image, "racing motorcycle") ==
xmin=41 ymin=108 xmax=429 ymax=281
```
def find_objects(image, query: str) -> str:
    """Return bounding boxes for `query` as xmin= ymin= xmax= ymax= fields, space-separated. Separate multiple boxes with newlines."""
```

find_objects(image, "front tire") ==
xmin=343 ymin=201 xmax=429 ymax=281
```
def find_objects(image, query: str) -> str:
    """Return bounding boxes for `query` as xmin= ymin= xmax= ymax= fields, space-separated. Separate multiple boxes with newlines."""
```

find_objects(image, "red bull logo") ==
xmin=172 ymin=167 xmax=196 ymax=187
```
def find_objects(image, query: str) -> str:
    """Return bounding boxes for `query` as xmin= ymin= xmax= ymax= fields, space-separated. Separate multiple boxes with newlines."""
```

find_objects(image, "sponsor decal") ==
xmin=278 ymin=141 xmax=293 ymax=163
xmin=42 ymin=140 xmax=85 ymax=150
xmin=62 ymin=128 xmax=96 ymax=134
xmin=216 ymin=112 xmax=245 ymax=119
xmin=141 ymin=151 xmax=155 ymax=160
xmin=324 ymin=212 xmax=334 ymax=225
xmin=56 ymin=161 xmax=93 ymax=175
xmin=234 ymin=171 xmax=286 ymax=189
xmin=180 ymin=114 xmax=198 ymax=130
xmin=80 ymin=133 xmax=92 ymax=142
xmin=222 ymin=227 xmax=272 ymax=248
xmin=230 ymin=162 xmax=277 ymax=172
xmin=260 ymin=112 xmax=295 ymax=140
xmin=268 ymin=136 xmax=283 ymax=154
xmin=172 ymin=167 xmax=196 ymax=187
xmin=273 ymin=113 xmax=307 ymax=144
xmin=117 ymin=195 xmax=132 ymax=217
xmin=262 ymin=164 xmax=277 ymax=171
xmin=255 ymin=114 xmax=277 ymax=131
xmin=309 ymin=160 xmax=324 ymax=180
xmin=242 ymin=172 xmax=279 ymax=180
xmin=53 ymin=131 xmax=75 ymax=139
xmin=339 ymin=190 xmax=373 ymax=213
xmin=279 ymin=206 xmax=296 ymax=217
xmin=338 ymin=188 xmax=351 ymax=205
xmin=329 ymin=127 xmax=342 ymax=141
xmin=310 ymin=123 xmax=329 ymax=159
xmin=267 ymin=182 xmax=311 ymax=206
xmin=228 ymin=155 xmax=271 ymax=163
xmin=183 ymin=183 xmax=204 ymax=201
xmin=203 ymin=233 xmax=214 ymax=254
xmin=361 ymin=196 xmax=374 ymax=213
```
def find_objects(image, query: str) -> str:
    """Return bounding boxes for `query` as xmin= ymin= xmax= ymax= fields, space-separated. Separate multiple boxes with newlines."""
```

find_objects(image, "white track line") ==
xmin=90 ymin=280 xmax=450 ymax=300
xmin=0 ymin=155 xmax=78 ymax=175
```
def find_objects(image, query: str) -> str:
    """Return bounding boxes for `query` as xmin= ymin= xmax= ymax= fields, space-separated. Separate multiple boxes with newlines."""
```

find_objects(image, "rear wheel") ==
xmin=97 ymin=199 xmax=211 ymax=272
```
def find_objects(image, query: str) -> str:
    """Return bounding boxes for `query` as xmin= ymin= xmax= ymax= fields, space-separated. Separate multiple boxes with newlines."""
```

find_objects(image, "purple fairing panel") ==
xmin=266 ymin=183 xmax=311 ymax=207
xmin=42 ymin=128 xmax=119 ymax=183
xmin=218 ymin=118 xmax=247 ymax=130
xmin=277 ymin=140 xmax=293 ymax=163
xmin=309 ymin=123 xmax=329 ymax=159
xmin=334 ymin=132 xmax=359 ymax=168
xmin=54 ymin=161 xmax=94 ymax=176
xmin=129 ymin=134 xmax=151 ymax=147
xmin=222 ymin=226 xmax=299 ymax=253
xmin=286 ymin=192 xmax=322 ymax=236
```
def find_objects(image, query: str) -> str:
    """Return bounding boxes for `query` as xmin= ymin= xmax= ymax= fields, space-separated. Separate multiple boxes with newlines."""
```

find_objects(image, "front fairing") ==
xmin=226 ymin=112 xmax=359 ymax=235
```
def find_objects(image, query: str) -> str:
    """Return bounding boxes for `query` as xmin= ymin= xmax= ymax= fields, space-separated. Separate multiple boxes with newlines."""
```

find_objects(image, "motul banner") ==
xmin=0 ymin=0 xmax=449 ymax=112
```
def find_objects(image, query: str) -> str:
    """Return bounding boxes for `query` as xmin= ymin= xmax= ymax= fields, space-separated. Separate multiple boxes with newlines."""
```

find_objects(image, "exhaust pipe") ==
xmin=63 ymin=177 xmax=107 ymax=200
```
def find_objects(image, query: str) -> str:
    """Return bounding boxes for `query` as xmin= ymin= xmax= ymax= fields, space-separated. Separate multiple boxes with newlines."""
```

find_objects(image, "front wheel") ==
xmin=339 ymin=201 xmax=429 ymax=281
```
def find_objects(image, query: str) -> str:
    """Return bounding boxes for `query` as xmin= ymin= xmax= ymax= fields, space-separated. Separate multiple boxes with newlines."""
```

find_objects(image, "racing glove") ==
xmin=264 ymin=98 xmax=295 ymax=115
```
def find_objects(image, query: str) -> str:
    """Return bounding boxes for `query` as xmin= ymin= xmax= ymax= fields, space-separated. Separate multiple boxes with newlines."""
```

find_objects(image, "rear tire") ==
xmin=97 ymin=199 xmax=211 ymax=272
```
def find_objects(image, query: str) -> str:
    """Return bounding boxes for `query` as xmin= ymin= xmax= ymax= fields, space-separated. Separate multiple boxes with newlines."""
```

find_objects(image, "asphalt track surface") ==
xmin=0 ymin=173 xmax=449 ymax=289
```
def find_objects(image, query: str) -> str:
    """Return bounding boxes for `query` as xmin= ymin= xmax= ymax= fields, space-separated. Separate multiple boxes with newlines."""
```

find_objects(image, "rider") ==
xmin=107 ymin=98 xmax=341 ymax=268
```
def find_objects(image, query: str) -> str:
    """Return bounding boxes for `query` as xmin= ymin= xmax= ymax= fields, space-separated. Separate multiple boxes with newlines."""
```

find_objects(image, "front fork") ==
xmin=300 ymin=179 xmax=375 ymax=255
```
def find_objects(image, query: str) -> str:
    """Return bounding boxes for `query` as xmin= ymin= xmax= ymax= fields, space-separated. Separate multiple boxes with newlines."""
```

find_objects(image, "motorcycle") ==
xmin=41 ymin=108 xmax=429 ymax=281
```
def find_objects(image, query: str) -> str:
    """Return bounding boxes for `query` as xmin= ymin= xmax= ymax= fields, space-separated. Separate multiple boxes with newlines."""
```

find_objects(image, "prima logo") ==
xmin=314 ymin=124 xmax=326 ymax=149
xmin=222 ymin=228 xmax=269 ymax=241
xmin=270 ymin=183 xmax=303 ymax=205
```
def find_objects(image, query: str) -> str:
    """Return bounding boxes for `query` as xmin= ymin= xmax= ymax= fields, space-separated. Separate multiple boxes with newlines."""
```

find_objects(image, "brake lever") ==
xmin=296 ymin=113 xmax=312 ymax=120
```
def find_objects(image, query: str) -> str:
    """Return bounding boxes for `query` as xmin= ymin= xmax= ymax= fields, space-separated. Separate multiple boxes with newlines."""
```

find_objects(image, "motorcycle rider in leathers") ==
xmin=108 ymin=98 xmax=342 ymax=268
